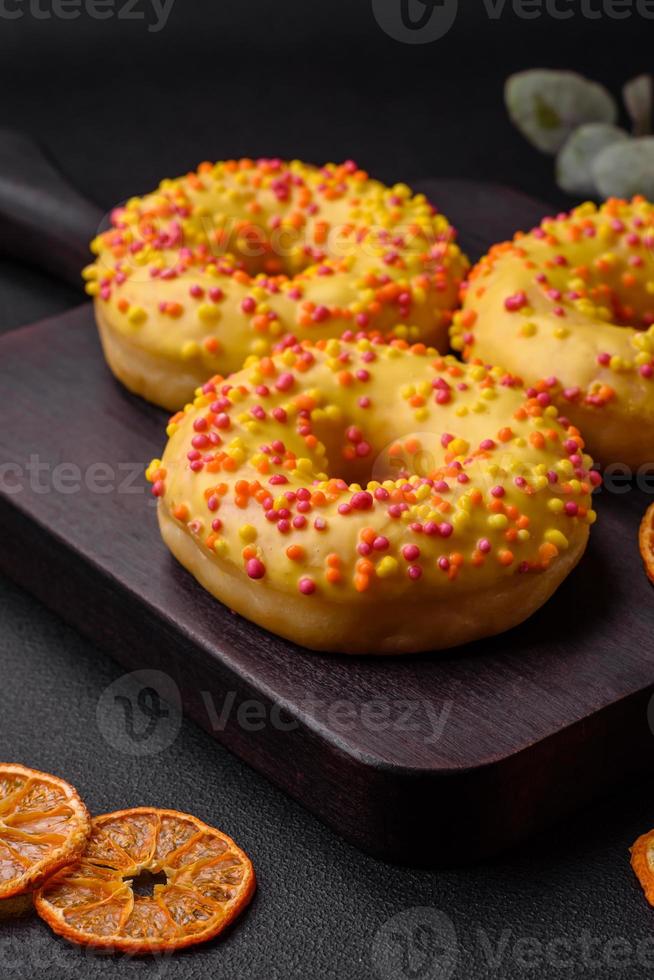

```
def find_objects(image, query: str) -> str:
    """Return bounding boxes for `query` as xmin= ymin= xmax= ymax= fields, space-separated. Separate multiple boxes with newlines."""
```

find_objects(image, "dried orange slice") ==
xmin=34 ymin=807 xmax=255 ymax=953
xmin=631 ymin=829 xmax=654 ymax=905
xmin=0 ymin=763 xmax=91 ymax=899
xmin=640 ymin=503 xmax=654 ymax=584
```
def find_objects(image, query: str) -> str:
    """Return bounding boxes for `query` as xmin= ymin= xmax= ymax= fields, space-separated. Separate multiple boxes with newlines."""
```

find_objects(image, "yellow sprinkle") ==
xmin=376 ymin=556 xmax=398 ymax=578
xmin=198 ymin=303 xmax=220 ymax=322
xmin=145 ymin=458 xmax=161 ymax=482
xmin=488 ymin=514 xmax=509 ymax=530
xmin=239 ymin=524 xmax=257 ymax=543
xmin=127 ymin=306 xmax=147 ymax=325
xmin=545 ymin=529 xmax=569 ymax=550
xmin=180 ymin=340 xmax=201 ymax=361
xmin=547 ymin=498 xmax=564 ymax=514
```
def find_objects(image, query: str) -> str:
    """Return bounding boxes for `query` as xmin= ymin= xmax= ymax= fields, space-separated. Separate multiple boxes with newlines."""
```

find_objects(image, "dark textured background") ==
xmin=2 ymin=2 xmax=654 ymax=977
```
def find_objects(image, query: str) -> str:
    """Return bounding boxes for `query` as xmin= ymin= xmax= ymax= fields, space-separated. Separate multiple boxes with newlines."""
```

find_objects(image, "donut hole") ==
xmin=312 ymin=417 xmax=444 ymax=489
xmin=207 ymin=221 xmax=324 ymax=279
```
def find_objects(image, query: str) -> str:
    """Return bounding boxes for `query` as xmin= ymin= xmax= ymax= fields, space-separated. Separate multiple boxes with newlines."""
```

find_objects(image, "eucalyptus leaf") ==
xmin=592 ymin=137 xmax=654 ymax=199
xmin=505 ymin=70 xmax=618 ymax=155
xmin=623 ymin=74 xmax=653 ymax=136
xmin=556 ymin=123 xmax=629 ymax=196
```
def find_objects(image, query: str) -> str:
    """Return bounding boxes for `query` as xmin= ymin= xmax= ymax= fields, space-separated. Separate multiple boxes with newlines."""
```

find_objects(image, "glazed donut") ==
xmin=452 ymin=197 xmax=654 ymax=469
xmin=147 ymin=336 xmax=597 ymax=655
xmin=84 ymin=159 xmax=468 ymax=411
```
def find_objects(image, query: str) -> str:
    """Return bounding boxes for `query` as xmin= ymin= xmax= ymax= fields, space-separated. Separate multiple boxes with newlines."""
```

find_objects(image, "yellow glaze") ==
xmin=453 ymin=197 xmax=654 ymax=468
xmin=147 ymin=337 xmax=596 ymax=654
xmin=85 ymin=158 xmax=468 ymax=411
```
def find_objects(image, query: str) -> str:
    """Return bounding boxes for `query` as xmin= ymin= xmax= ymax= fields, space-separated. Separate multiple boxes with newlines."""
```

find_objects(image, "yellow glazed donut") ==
xmin=452 ymin=197 xmax=654 ymax=469
xmin=147 ymin=336 xmax=597 ymax=655
xmin=84 ymin=159 xmax=469 ymax=411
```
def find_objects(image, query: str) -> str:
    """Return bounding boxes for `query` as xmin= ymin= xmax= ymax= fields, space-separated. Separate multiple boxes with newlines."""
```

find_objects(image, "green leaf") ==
xmin=592 ymin=137 xmax=654 ymax=199
xmin=505 ymin=70 xmax=617 ymax=155
xmin=556 ymin=123 xmax=629 ymax=197
xmin=623 ymin=74 xmax=653 ymax=136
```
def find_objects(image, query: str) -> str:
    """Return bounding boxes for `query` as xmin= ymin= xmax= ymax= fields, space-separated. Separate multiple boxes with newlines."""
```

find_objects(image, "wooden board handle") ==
xmin=0 ymin=129 xmax=103 ymax=288
xmin=412 ymin=177 xmax=552 ymax=260
xmin=0 ymin=132 xmax=553 ymax=290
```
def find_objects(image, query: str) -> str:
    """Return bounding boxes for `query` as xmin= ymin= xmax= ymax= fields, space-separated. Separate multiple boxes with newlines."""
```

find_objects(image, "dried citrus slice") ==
xmin=0 ymin=763 xmax=91 ymax=899
xmin=631 ymin=829 xmax=654 ymax=905
xmin=34 ymin=807 xmax=255 ymax=953
xmin=640 ymin=503 xmax=654 ymax=585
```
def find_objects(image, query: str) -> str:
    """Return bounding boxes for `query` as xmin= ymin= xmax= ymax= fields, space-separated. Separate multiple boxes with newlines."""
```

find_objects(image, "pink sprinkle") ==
xmin=407 ymin=565 xmax=422 ymax=580
xmin=275 ymin=372 xmax=295 ymax=392
xmin=151 ymin=480 xmax=165 ymax=497
xmin=504 ymin=291 xmax=528 ymax=312
xmin=241 ymin=297 xmax=256 ymax=314
xmin=298 ymin=577 xmax=316 ymax=595
xmin=351 ymin=491 xmax=373 ymax=510
xmin=478 ymin=538 xmax=491 ymax=554
xmin=246 ymin=558 xmax=266 ymax=579
xmin=402 ymin=544 xmax=420 ymax=561
xmin=491 ymin=485 xmax=505 ymax=498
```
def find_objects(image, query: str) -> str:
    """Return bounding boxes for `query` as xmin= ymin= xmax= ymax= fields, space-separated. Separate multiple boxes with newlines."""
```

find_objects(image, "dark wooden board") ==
xmin=1 ymin=166 xmax=654 ymax=865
